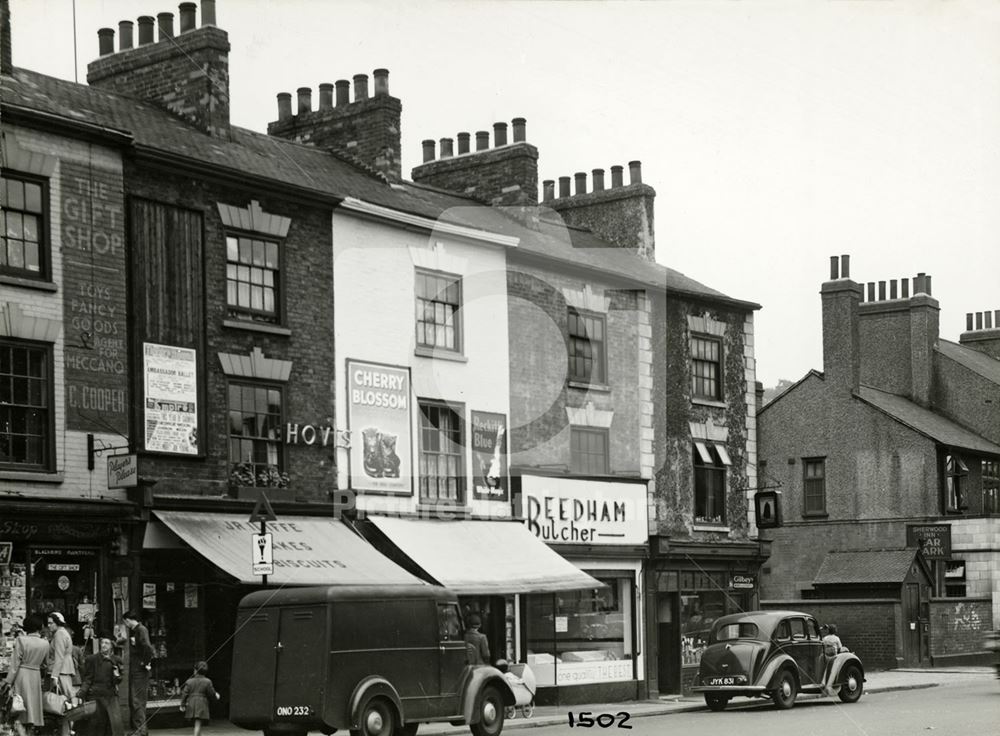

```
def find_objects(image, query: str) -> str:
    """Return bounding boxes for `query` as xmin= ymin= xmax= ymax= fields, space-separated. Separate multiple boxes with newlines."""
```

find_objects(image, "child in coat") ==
xmin=179 ymin=662 xmax=220 ymax=736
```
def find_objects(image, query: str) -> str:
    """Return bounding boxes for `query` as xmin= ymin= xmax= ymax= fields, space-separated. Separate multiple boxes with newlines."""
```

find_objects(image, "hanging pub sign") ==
xmin=346 ymin=359 xmax=412 ymax=495
xmin=906 ymin=524 xmax=951 ymax=559
xmin=471 ymin=411 xmax=508 ymax=501
xmin=143 ymin=343 xmax=198 ymax=455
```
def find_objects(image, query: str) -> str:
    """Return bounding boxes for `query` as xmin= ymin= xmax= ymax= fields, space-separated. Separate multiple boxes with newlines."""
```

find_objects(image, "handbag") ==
xmin=63 ymin=701 xmax=97 ymax=723
xmin=8 ymin=693 xmax=25 ymax=717
xmin=43 ymin=690 xmax=67 ymax=716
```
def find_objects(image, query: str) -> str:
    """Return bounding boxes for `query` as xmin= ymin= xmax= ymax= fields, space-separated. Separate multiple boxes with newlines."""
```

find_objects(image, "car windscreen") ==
xmin=711 ymin=622 xmax=759 ymax=642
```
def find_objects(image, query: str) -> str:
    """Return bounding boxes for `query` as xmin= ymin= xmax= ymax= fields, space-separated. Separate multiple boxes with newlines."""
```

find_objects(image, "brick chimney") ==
xmin=267 ymin=69 xmax=402 ymax=181
xmin=821 ymin=255 xmax=862 ymax=395
xmin=86 ymin=1 xmax=230 ymax=139
xmin=959 ymin=309 xmax=1000 ymax=361
xmin=1 ymin=0 xmax=12 ymax=76
xmin=544 ymin=161 xmax=656 ymax=261
xmin=410 ymin=118 xmax=538 ymax=207
xmin=857 ymin=268 xmax=939 ymax=407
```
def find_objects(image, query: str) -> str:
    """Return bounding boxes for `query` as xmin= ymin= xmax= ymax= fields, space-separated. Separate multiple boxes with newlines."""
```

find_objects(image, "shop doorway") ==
xmin=28 ymin=547 xmax=101 ymax=643
xmin=903 ymin=582 xmax=930 ymax=667
xmin=655 ymin=593 xmax=679 ymax=693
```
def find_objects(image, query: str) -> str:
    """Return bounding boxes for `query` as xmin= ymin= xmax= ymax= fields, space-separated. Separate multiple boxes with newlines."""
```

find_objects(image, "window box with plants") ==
xmin=228 ymin=463 xmax=294 ymax=501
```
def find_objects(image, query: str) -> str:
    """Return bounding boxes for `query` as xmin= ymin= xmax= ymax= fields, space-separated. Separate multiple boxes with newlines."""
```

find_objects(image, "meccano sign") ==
xmin=520 ymin=475 xmax=648 ymax=546
xmin=346 ymin=359 xmax=412 ymax=494
xmin=906 ymin=524 xmax=951 ymax=560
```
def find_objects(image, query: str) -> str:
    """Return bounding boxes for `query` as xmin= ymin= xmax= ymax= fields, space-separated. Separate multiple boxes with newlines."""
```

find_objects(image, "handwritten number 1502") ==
xmin=567 ymin=712 xmax=632 ymax=729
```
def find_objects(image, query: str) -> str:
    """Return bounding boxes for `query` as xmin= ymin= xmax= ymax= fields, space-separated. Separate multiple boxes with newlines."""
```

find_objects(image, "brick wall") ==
xmin=761 ymin=599 xmax=901 ymax=669
xmin=548 ymin=183 xmax=656 ymax=261
xmin=126 ymin=161 xmax=336 ymax=500
xmin=929 ymin=597 xmax=993 ymax=664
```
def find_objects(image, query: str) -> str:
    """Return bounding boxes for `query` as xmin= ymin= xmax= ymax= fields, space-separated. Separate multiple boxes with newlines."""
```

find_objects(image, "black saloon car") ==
xmin=692 ymin=610 xmax=865 ymax=711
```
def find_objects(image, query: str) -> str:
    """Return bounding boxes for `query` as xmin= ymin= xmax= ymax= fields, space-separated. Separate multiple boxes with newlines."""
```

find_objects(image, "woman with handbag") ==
xmin=46 ymin=613 xmax=77 ymax=736
xmin=3 ymin=614 xmax=48 ymax=736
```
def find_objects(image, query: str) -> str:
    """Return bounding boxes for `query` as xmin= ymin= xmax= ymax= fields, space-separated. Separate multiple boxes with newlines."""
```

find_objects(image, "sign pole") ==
xmin=260 ymin=518 xmax=268 ymax=588
xmin=250 ymin=492 xmax=277 ymax=587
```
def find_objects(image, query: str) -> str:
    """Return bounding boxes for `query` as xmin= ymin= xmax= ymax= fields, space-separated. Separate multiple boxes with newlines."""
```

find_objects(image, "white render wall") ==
xmin=332 ymin=210 xmax=513 ymax=518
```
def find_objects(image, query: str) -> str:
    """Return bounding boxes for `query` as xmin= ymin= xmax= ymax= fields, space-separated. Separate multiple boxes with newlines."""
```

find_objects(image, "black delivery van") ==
xmin=229 ymin=585 xmax=515 ymax=736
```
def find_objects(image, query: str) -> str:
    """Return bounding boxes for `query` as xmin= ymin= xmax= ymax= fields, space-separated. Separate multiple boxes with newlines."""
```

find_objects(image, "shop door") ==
xmin=656 ymin=593 xmax=680 ymax=694
xmin=903 ymin=583 xmax=921 ymax=667
xmin=28 ymin=547 xmax=100 ymax=634
xmin=274 ymin=606 xmax=327 ymax=713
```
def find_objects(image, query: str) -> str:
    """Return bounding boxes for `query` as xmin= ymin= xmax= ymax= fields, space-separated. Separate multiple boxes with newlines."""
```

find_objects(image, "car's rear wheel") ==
xmin=837 ymin=664 xmax=864 ymax=703
xmin=771 ymin=669 xmax=798 ymax=710
xmin=469 ymin=685 xmax=505 ymax=736
xmin=704 ymin=694 xmax=730 ymax=711
xmin=351 ymin=697 xmax=395 ymax=736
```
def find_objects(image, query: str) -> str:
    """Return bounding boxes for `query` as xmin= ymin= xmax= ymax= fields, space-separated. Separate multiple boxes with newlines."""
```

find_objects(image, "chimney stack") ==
xmin=1 ymin=0 xmax=11 ymax=76
xmin=267 ymin=67 xmax=403 ymax=181
xmin=88 ymin=1 xmax=231 ymax=138
xmin=821 ymin=254 xmax=862 ymax=395
xmin=960 ymin=308 xmax=1000 ymax=360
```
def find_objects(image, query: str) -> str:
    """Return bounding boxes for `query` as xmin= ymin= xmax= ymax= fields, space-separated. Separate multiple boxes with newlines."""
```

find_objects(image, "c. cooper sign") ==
xmin=520 ymin=475 xmax=648 ymax=546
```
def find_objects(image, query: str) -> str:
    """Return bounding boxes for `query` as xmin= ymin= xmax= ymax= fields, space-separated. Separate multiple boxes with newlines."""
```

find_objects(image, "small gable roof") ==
xmin=857 ymin=386 xmax=1000 ymax=457
xmin=813 ymin=548 xmax=926 ymax=586
xmin=937 ymin=339 xmax=1000 ymax=385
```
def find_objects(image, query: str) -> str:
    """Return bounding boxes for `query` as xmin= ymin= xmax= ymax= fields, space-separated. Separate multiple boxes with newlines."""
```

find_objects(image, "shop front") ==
xmin=138 ymin=508 xmax=423 ymax=716
xmin=516 ymin=473 xmax=649 ymax=705
xmin=647 ymin=536 xmax=771 ymax=695
xmin=0 ymin=498 xmax=138 ymax=677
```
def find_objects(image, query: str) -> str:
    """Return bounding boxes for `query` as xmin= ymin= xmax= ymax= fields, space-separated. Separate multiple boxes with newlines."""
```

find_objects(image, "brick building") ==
xmin=757 ymin=255 xmax=1000 ymax=667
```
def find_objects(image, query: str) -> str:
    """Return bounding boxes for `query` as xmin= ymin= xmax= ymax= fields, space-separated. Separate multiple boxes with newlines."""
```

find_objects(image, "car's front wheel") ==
xmin=704 ymin=694 xmax=730 ymax=711
xmin=837 ymin=664 xmax=864 ymax=703
xmin=771 ymin=669 xmax=798 ymax=710
xmin=352 ymin=697 xmax=395 ymax=736
xmin=469 ymin=685 xmax=505 ymax=736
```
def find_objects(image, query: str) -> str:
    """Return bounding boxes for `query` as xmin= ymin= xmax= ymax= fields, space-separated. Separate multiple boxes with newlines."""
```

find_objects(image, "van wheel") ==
xmin=469 ymin=686 xmax=505 ymax=736
xmin=351 ymin=698 xmax=395 ymax=736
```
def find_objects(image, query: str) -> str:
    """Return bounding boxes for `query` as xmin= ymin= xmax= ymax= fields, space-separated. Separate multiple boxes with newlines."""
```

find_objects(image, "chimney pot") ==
xmin=137 ymin=16 xmax=155 ymax=45
xmin=318 ymin=83 xmax=334 ymax=110
xmin=610 ymin=165 xmax=624 ymax=188
xmin=373 ymin=68 xmax=389 ymax=96
xmin=840 ymin=254 xmax=850 ymax=279
xmin=987 ymin=311 xmax=994 ymax=329
xmin=335 ymin=80 xmax=350 ymax=106
xmin=967 ymin=313 xmax=975 ymax=331
xmin=867 ymin=282 xmax=876 ymax=302
xmin=878 ymin=281 xmax=886 ymax=301
xmin=422 ymin=139 xmax=436 ymax=163
xmin=276 ymin=92 xmax=292 ymax=122
xmin=512 ymin=117 xmax=526 ymax=142
xmin=914 ymin=272 xmax=927 ymax=295
xmin=558 ymin=176 xmax=571 ymax=198
xmin=157 ymin=12 xmax=175 ymax=40
xmin=829 ymin=255 xmax=840 ymax=280
xmin=475 ymin=131 xmax=489 ymax=151
xmin=98 ymin=28 xmax=115 ymax=57
xmin=574 ymin=172 xmax=587 ymax=195
xmin=542 ymin=180 xmax=555 ymax=202
xmin=353 ymin=74 xmax=369 ymax=101
xmin=995 ymin=309 xmax=1000 ymax=327
xmin=628 ymin=160 xmax=642 ymax=184
xmin=925 ymin=275 xmax=932 ymax=295
xmin=592 ymin=168 xmax=605 ymax=191
xmin=440 ymin=137 xmax=454 ymax=158
xmin=118 ymin=21 xmax=134 ymax=51
xmin=297 ymin=87 xmax=312 ymax=115
xmin=901 ymin=278 xmax=910 ymax=299
xmin=493 ymin=122 xmax=508 ymax=147
xmin=975 ymin=311 xmax=983 ymax=329
xmin=179 ymin=3 xmax=197 ymax=33
xmin=201 ymin=0 xmax=217 ymax=25
xmin=457 ymin=132 xmax=470 ymax=155
xmin=890 ymin=280 xmax=898 ymax=299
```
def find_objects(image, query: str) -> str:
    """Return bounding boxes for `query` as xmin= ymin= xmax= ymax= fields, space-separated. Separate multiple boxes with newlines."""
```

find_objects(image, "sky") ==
xmin=8 ymin=0 xmax=1000 ymax=387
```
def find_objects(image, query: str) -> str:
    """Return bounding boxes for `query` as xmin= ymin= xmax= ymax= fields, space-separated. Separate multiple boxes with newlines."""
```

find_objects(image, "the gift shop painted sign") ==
xmin=347 ymin=359 xmax=412 ymax=494
xmin=61 ymin=163 xmax=129 ymax=434
xmin=143 ymin=343 xmax=198 ymax=454
xmin=521 ymin=475 xmax=648 ymax=545
xmin=471 ymin=411 xmax=508 ymax=501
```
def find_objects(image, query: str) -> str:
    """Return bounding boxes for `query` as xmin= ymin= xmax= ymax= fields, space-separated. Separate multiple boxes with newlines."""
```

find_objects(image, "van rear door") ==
xmin=274 ymin=606 xmax=327 ymax=719
xmin=231 ymin=608 xmax=280 ymax=726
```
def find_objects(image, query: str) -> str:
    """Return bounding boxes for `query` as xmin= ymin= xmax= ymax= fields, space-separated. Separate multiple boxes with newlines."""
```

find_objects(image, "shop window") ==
xmin=570 ymin=426 xmax=609 ymax=475
xmin=567 ymin=309 xmax=606 ymax=385
xmin=418 ymin=400 xmax=465 ymax=502
xmin=690 ymin=335 xmax=722 ymax=401
xmin=944 ymin=560 xmax=967 ymax=598
xmin=694 ymin=443 xmax=729 ymax=525
xmin=226 ymin=234 xmax=281 ymax=324
xmin=983 ymin=460 xmax=999 ymax=515
xmin=680 ymin=572 xmax=749 ymax=666
xmin=803 ymin=457 xmax=826 ymax=516
xmin=943 ymin=454 xmax=968 ymax=513
xmin=524 ymin=575 xmax=634 ymax=687
xmin=228 ymin=381 xmax=283 ymax=484
xmin=0 ymin=340 xmax=53 ymax=472
xmin=415 ymin=269 xmax=462 ymax=352
xmin=1 ymin=173 xmax=47 ymax=280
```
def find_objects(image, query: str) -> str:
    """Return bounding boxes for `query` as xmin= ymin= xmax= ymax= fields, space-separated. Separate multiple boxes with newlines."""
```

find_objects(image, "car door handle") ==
xmin=275 ymin=642 xmax=283 ymax=651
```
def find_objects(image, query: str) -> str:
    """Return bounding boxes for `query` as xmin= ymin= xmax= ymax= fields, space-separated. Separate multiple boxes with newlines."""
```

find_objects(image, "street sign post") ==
xmin=249 ymin=492 xmax=278 ymax=586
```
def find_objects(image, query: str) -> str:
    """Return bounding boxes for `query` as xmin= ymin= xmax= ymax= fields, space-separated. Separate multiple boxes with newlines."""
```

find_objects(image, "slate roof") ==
xmin=937 ymin=339 xmax=1000 ymax=385
xmin=857 ymin=385 xmax=1000 ymax=456
xmin=813 ymin=549 xmax=920 ymax=585
xmin=2 ymin=67 xmax=758 ymax=309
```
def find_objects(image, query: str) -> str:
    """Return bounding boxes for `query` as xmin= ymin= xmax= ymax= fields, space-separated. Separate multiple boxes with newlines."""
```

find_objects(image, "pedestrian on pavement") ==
xmin=47 ymin=612 xmax=79 ymax=736
xmin=179 ymin=661 xmax=220 ymax=736
xmin=3 ymin=614 xmax=49 ymax=736
xmin=121 ymin=611 xmax=155 ymax=736
xmin=464 ymin=614 xmax=491 ymax=666
xmin=78 ymin=637 xmax=124 ymax=736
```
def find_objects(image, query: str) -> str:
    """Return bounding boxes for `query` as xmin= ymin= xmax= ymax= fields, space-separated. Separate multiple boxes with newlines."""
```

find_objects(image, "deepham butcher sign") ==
xmin=520 ymin=475 xmax=648 ymax=546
